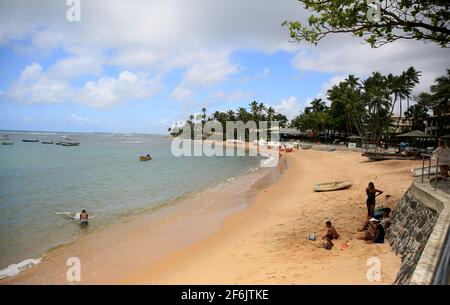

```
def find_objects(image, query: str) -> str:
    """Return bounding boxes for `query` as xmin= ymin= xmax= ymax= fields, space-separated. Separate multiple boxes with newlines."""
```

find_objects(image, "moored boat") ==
xmin=22 ymin=139 xmax=39 ymax=143
xmin=314 ymin=180 xmax=353 ymax=192
xmin=59 ymin=136 xmax=80 ymax=146
xmin=1 ymin=135 xmax=13 ymax=145
xmin=41 ymin=141 xmax=54 ymax=144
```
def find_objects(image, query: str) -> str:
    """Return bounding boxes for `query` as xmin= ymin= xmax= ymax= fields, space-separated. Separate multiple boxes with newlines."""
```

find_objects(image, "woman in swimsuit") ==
xmin=366 ymin=182 xmax=383 ymax=218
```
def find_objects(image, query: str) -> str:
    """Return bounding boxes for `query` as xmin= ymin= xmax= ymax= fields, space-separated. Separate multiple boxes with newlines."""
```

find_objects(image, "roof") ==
xmin=277 ymin=128 xmax=301 ymax=135
xmin=395 ymin=130 xmax=437 ymax=138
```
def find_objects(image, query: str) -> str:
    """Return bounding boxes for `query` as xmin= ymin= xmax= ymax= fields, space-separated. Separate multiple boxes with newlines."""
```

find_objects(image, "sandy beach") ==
xmin=122 ymin=148 xmax=421 ymax=284
xmin=1 ymin=148 xmax=422 ymax=284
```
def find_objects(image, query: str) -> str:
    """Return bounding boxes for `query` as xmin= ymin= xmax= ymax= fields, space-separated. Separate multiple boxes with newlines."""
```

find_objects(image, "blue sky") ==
xmin=0 ymin=0 xmax=448 ymax=134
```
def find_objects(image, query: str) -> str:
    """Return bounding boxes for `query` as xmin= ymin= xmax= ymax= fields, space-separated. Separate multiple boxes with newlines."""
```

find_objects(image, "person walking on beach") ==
xmin=433 ymin=139 xmax=450 ymax=179
xmin=366 ymin=182 xmax=383 ymax=218
xmin=80 ymin=209 xmax=88 ymax=225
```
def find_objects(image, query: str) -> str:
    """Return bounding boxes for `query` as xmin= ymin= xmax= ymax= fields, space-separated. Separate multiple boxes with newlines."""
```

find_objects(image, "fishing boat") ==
xmin=1 ymin=135 xmax=13 ymax=145
xmin=139 ymin=155 xmax=152 ymax=161
xmin=22 ymin=139 xmax=39 ymax=143
xmin=41 ymin=141 xmax=54 ymax=144
xmin=60 ymin=137 xmax=80 ymax=146
xmin=314 ymin=180 xmax=353 ymax=192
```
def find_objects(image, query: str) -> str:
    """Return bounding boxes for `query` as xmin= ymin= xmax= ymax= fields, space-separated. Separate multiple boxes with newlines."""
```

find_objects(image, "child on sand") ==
xmin=322 ymin=221 xmax=340 ymax=250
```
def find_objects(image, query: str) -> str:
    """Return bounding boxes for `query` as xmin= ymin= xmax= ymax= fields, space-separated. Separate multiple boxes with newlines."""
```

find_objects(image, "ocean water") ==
xmin=0 ymin=131 xmax=264 ymax=272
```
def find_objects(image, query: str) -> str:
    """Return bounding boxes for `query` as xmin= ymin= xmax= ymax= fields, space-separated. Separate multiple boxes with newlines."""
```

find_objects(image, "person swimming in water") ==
xmin=80 ymin=209 xmax=88 ymax=225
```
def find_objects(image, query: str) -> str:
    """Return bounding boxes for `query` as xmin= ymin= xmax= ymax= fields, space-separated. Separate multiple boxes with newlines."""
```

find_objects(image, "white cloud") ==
xmin=171 ymin=85 xmax=192 ymax=101
xmin=8 ymin=64 xmax=160 ymax=108
xmin=241 ymin=67 xmax=270 ymax=83
xmin=170 ymin=51 xmax=239 ymax=100
xmin=78 ymin=71 xmax=161 ymax=108
xmin=8 ymin=63 xmax=70 ymax=104
xmin=273 ymin=96 xmax=301 ymax=120
xmin=48 ymin=48 xmax=103 ymax=78
xmin=292 ymin=37 xmax=450 ymax=95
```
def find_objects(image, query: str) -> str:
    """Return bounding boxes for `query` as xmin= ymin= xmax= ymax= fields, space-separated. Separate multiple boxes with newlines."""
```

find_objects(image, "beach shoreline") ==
xmin=122 ymin=149 xmax=422 ymax=284
xmin=0 ymin=142 xmax=285 ymax=284
xmin=1 ymin=148 xmax=421 ymax=284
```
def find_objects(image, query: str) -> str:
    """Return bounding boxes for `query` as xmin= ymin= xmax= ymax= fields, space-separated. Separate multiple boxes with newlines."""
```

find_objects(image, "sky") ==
xmin=0 ymin=0 xmax=449 ymax=134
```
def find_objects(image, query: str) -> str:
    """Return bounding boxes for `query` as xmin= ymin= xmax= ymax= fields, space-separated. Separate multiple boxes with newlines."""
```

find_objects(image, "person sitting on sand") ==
xmin=80 ymin=209 xmax=88 ymax=224
xmin=366 ymin=182 xmax=383 ymax=218
xmin=361 ymin=219 xmax=385 ymax=243
xmin=321 ymin=221 xmax=339 ymax=250
xmin=359 ymin=208 xmax=391 ymax=231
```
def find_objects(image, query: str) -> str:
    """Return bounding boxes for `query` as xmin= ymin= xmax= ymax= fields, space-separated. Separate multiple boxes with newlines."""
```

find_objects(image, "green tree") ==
xmin=283 ymin=0 xmax=450 ymax=48
xmin=404 ymin=103 xmax=429 ymax=131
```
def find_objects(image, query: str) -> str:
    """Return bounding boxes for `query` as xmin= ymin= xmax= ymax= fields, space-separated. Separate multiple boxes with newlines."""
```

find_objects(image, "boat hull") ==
xmin=314 ymin=180 xmax=353 ymax=192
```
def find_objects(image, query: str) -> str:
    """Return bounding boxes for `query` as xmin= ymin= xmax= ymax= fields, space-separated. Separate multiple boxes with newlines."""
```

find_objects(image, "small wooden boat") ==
xmin=314 ymin=180 xmax=353 ymax=192
xmin=61 ymin=142 xmax=80 ymax=146
xmin=60 ymin=137 xmax=80 ymax=146
xmin=22 ymin=139 xmax=39 ymax=143
xmin=1 ymin=135 xmax=13 ymax=145
xmin=41 ymin=141 xmax=54 ymax=144
xmin=139 ymin=156 xmax=152 ymax=161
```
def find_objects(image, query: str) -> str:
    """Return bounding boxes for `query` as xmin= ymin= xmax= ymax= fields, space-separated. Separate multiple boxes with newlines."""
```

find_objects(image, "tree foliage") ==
xmin=283 ymin=0 xmax=450 ymax=48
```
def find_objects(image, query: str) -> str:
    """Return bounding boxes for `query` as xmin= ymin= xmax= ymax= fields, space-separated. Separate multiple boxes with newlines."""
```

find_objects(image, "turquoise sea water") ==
xmin=0 ymin=131 xmax=263 ymax=271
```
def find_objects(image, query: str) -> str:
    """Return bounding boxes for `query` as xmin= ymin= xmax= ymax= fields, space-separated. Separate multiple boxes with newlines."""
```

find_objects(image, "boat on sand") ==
xmin=314 ymin=180 xmax=353 ymax=192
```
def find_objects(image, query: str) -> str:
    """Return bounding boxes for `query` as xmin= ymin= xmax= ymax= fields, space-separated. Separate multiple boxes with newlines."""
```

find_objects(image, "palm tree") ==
xmin=404 ymin=103 xmax=429 ymax=131
xmin=430 ymin=69 xmax=450 ymax=116
xmin=249 ymin=101 xmax=259 ymax=121
xmin=310 ymin=98 xmax=327 ymax=112
xmin=226 ymin=109 xmax=236 ymax=122
xmin=265 ymin=106 xmax=276 ymax=121
xmin=236 ymin=107 xmax=249 ymax=123
xmin=363 ymin=72 xmax=391 ymax=142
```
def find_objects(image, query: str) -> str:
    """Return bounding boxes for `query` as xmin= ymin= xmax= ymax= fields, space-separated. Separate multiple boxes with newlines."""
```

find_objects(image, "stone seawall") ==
xmin=386 ymin=180 xmax=450 ymax=285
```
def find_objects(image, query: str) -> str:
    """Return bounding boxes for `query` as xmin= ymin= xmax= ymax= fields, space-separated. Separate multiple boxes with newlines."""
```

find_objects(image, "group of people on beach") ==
xmin=321 ymin=182 xmax=391 ymax=250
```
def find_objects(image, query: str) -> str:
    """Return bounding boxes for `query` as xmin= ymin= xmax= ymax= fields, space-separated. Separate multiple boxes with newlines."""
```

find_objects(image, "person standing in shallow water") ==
xmin=366 ymin=182 xmax=383 ymax=218
xmin=80 ymin=209 xmax=88 ymax=225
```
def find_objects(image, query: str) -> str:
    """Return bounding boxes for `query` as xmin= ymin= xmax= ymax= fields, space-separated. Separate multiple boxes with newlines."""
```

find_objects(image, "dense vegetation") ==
xmin=170 ymin=69 xmax=449 ymax=143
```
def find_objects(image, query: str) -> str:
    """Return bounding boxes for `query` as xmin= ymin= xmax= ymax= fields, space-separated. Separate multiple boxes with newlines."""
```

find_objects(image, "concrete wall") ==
xmin=386 ymin=181 xmax=450 ymax=285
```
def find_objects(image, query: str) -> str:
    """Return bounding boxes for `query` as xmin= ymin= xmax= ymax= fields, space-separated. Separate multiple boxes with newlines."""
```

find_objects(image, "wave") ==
xmin=0 ymin=258 xmax=42 ymax=279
